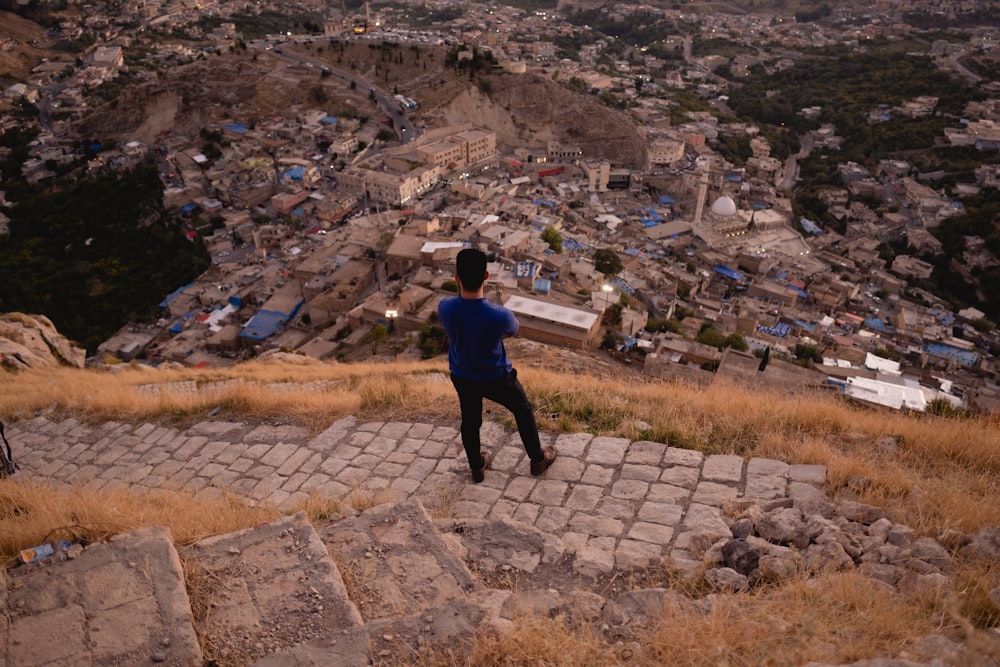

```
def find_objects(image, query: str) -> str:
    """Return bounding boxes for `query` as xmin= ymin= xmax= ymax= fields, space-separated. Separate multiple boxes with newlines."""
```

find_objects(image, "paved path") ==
xmin=6 ymin=415 xmax=827 ymax=575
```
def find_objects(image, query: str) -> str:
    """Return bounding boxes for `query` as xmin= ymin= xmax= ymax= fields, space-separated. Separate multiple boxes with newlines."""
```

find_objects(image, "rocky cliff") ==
xmin=0 ymin=313 xmax=86 ymax=370
xmin=433 ymin=72 xmax=649 ymax=169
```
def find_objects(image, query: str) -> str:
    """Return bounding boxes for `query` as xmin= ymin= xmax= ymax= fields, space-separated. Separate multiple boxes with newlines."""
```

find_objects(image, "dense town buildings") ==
xmin=2 ymin=0 xmax=1000 ymax=413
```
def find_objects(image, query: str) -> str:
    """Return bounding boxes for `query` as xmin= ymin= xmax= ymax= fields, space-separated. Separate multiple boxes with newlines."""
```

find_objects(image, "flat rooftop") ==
xmin=505 ymin=295 xmax=599 ymax=331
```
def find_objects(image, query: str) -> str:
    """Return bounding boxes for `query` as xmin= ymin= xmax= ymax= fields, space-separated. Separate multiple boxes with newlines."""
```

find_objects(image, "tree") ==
xmin=603 ymin=302 xmax=623 ymax=327
xmin=593 ymin=248 xmax=623 ymax=277
xmin=757 ymin=346 xmax=770 ymax=371
xmin=723 ymin=332 xmax=748 ymax=351
xmin=417 ymin=320 xmax=448 ymax=358
xmin=368 ymin=324 xmax=388 ymax=354
xmin=541 ymin=225 xmax=563 ymax=253
xmin=601 ymin=329 xmax=623 ymax=351
xmin=567 ymin=76 xmax=588 ymax=94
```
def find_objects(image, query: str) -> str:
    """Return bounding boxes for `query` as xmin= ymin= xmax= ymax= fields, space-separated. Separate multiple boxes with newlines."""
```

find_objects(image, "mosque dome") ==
xmin=710 ymin=195 xmax=737 ymax=217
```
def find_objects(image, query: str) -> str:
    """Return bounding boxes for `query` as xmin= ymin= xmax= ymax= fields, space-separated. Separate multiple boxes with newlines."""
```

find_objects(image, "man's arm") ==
xmin=502 ymin=308 xmax=519 ymax=338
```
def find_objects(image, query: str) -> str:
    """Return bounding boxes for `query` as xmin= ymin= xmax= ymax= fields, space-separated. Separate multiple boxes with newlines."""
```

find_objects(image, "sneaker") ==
xmin=530 ymin=446 xmax=557 ymax=476
xmin=472 ymin=450 xmax=492 ymax=484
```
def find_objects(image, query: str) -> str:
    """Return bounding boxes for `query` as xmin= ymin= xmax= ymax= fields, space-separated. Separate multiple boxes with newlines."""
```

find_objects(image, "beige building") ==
xmin=581 ymin=161 xmax=610 ymax=192
xmin=338 ymin=164 xmax=442 ymax=207
xmin=271 ymin=189 xmax=311 ymax=216
xmin=503 ymin=295 xmax=601 ymax=350
xmin=417 ymin=139 xmax=466 ymax=169
xmin=385 ymin=235 xmax=465 ymax=276
xmin=416 ymin=128 xmax=497 ymax=169
xmin=455 ymin=128 xmax=497 ymax=163
xmin=647 ymin=138 xmax=685 ymax=168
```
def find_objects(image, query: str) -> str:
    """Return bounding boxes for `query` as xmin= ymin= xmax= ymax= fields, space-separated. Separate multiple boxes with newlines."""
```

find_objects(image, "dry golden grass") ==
xmin=0 ymin=478 xmax=282 ymax=568
xmin=406 ymin=612 xmax=621 ymax=667
xmin=640 ymin=571 xmax=943 ymax=666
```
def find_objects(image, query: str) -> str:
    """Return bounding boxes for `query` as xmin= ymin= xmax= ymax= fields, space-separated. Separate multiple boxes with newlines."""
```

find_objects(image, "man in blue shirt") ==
xmin=438 ymin=248 xmax=557 ymax=483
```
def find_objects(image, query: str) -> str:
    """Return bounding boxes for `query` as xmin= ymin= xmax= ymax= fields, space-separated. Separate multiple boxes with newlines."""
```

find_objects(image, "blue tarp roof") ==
xmin=285 ymin=166 xmax=305 ymax=180
xmin=786 ymin=285 xmax=808 ymax=299
xmin=639 ymin=207 xmax=664 ymax=227
xmin=223 ymin=122 xmax=248 ymax=134
xmin=864 ymin=318 xmax=893 ymax=333
xmin=240 ymin=302 xmax=303 ymax=341
xmin=657 ymin=194 xmax=676 ymax=205
xmin=321 ymin=116 xmax=338 ymax=124
xmin=181 ymin=203 xmax=198 ymax=215
xmin=924 ymin=342 xmax=978 ymax=367
xmin=757 ymin=322 xmax=792 ymax=337
xmin=168 ymin=312 xmax=194 ymax=335
xmin=713 ymin=265 xmax=743 ymax=281
xmin=533 ymin=199 xmax=557 ymax=209
xmin=533 ymin=278 xmax=552 ymax=293
xmin=160 ymin=282 xmax=194 ymax=308
xmin=241 ymin=310 xmax=291 ymax=341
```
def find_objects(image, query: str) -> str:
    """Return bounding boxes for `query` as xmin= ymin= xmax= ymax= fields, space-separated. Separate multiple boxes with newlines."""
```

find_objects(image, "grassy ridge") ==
xmin=1 ymin=356 xmax=999 ymax=665
xmin=2 ymin=355 xmax=998 ymax=532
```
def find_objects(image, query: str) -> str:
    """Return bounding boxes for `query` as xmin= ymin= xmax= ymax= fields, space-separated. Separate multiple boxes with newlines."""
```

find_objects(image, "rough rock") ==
xmin=0 ymin=313 xmax=86 ymax=369
xmin=802 ymin=541 xmax=855 ymax=573
xmin=960 ymin=527 xmax=1000 ymax=561
xmin=837 ymin=500 xmax=886 ymax=525
xmin=437 ymin=72 xmax=649 ymax=169
xmin=755 ymin=506 xmax=810 ymax=549
xmin=722 ymin=538 xmax=760 ymax=576
xmin=704 ymin=566 xmax=749 ymax=592
xmin=896 ymin=571 xmax=949 ymax=600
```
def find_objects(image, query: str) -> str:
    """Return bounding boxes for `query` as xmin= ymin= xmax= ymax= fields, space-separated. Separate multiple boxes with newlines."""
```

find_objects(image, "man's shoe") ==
xmin=530 ymin=446 xmax=557 ymax=476
xmin=472 ymin=450 xmax=492 ymax=484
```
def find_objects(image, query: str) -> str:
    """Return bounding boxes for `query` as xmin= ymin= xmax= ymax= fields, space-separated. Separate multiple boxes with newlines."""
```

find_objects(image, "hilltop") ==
xmin=1 ymin=346 xmax=1000 ymax=665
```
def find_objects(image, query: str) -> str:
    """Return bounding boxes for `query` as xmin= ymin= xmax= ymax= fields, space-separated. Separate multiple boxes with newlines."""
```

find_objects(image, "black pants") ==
xmin=450 ymin=369 xmax=543 ymax=471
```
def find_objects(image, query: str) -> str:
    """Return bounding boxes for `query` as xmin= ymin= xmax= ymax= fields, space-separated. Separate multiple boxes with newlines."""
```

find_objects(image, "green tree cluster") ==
xmin=541 ymin=225 xmax=563 ymax=253
xmin=0 ymin=164 xmax=210 ymax=352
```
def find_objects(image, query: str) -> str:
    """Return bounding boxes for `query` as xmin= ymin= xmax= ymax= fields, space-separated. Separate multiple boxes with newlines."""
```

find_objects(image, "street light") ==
xmin=385 ymin=309 xmax=398 ymax=333
xmin=599 ymin=283 xmax=615 ymax=310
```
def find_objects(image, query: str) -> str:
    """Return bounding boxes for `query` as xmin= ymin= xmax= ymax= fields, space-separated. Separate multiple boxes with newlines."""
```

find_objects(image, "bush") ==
xmin=416 ymin=321 xmax=448 ymax=358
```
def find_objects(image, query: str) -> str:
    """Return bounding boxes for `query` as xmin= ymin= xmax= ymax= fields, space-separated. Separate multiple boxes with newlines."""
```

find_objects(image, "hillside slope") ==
xmin=427 ymin=72 xmax=649 ymax=168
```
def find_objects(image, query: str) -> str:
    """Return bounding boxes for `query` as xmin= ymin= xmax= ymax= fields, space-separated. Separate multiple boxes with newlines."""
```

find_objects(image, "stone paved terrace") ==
xmin=4 ymin=415 xmax=827 ymax=577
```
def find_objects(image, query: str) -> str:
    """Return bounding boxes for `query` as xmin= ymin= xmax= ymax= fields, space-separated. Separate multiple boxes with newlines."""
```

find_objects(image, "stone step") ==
xmin=317 ymin=496 xmax=482 ymax=622
xmin=180 ymin=512 xmax=363 ymax=666
xmin=2 ymin=526 xmax=202 ymax=666
xmin=4 ymin=414 xmax=996 ymax=666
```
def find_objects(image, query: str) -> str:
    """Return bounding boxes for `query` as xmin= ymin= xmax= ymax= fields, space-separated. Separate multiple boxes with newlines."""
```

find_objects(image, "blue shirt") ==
xmin=438 ymin=296 xmax=518 ymax=381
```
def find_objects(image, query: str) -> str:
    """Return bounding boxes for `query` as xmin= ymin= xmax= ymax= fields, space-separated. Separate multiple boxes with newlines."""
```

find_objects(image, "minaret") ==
xmin=693 ymin=157 xmax=710 ymax=228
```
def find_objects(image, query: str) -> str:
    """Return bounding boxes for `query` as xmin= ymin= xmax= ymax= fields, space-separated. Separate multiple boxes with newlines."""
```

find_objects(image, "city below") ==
xmin=1 ymin=0 xmax=999 ymax=414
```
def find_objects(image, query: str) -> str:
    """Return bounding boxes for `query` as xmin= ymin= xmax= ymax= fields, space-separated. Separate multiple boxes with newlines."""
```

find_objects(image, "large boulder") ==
xmin=0 ymin=313 xmax=86 ymax=369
